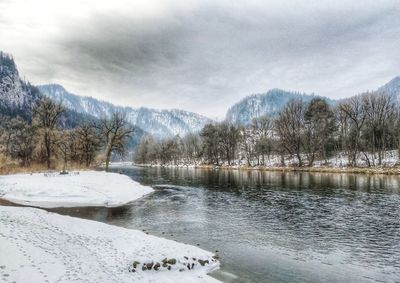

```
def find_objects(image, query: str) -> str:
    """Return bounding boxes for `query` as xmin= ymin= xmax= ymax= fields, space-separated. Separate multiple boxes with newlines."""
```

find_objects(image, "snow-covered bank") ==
xmin=134 ymin=150 xmax=400 ymax=174
xmin=0 ymin=206 xmax=219 ymax=283
xmin=0 ymin=171 xmax=153 ymax=208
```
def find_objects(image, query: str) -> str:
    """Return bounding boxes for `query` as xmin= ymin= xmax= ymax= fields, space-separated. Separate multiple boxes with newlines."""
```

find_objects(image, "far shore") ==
xmin=134 ymin=163 xmax=400 ymax=176
xmin=2 ymin=162 xmax=400 ymax=177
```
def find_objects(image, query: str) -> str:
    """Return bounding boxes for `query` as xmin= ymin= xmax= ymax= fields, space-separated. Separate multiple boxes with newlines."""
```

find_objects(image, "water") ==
xmin=51 ymin=167 xmax=400 ymax=282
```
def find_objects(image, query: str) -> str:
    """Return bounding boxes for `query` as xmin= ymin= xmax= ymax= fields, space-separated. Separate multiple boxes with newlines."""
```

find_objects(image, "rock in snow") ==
xmin=0 ymin=171 xmax=154 ymax=208
xmin=0 ymin=206 xmax=220 ymax=283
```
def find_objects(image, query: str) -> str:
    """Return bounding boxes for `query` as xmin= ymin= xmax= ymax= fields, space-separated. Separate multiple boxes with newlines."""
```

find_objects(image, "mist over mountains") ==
xmin=1 ymin=51 xmax=400 ymax=137
xmin=0 ymin=51 xmax=211 ymax=140
xmin=38 ymin=84 xmax=211 ymax=139
xmin=225 ymin=77 xmax=400 ymax=125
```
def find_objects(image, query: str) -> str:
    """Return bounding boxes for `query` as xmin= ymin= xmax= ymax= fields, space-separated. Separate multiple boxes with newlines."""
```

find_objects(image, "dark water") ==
xmin=52 ymin=167 xmax=400 ymax=282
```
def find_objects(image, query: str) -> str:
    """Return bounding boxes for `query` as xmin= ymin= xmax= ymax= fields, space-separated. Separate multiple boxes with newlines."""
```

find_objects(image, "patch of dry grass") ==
xmin=0 ymin=157 xmax=96 ymax=176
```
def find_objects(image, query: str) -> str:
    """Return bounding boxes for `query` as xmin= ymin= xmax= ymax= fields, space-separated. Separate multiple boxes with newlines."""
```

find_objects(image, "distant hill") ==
xmin=38 ymin=84 xmax=212 ymax=139
xmin=226 ymin=77 xmax=400 ymax=125
xmin=378 ymin=76 xmax=400 ymax=100
xmin=225 ymin=89 xmax=336 ymax=125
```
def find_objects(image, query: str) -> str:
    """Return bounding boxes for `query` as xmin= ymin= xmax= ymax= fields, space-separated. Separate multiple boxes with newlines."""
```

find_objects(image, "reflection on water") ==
xmin=52 ymin=167 xmax=400 ymax=282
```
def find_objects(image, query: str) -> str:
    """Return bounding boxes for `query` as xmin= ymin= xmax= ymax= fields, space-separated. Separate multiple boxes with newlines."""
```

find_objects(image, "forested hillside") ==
xmin=135 ymin=90 xmax=400 ymax=168
xmin=39 ymin=84 xmax=212 ymax=139
xmin=0 ymin=52 xmax=134 ymax=171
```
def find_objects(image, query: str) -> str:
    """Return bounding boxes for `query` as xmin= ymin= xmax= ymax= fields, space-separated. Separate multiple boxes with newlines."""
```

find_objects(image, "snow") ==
xmin=38 ymin=84 xmax=211 ymax=139
xmin=142 ymin=150 xmax=400 ymax=169
xmin=0 ymin=171 xmax=154 ymax=208
xmin=0 ymin=206 xmax=220 ymax=283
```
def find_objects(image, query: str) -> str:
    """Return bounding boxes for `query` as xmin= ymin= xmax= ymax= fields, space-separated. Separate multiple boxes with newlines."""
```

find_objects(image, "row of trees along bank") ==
xmin=134 ymin=92 xmax=400 ymax=167
xmin=0 ymin=97 xmax=133 ymax=172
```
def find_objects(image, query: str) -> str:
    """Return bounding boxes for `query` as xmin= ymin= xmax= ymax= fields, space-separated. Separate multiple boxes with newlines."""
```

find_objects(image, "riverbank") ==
xmin=0 ymin=171 xmax=154 ymax=208
xmin=135 ymin=163 xmax=400 ymax=175
xmin=0 ymin=159 xmax=100 ymax=175
xmin=0 ymin=170 xmax=221 ymax=282
xmin=0 ymin=206 xmax=219 ymax=283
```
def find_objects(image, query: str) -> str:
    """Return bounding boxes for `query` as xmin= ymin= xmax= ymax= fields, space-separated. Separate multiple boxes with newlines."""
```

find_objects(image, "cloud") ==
xmin=1 ymin=0 xmax=399 ymax=118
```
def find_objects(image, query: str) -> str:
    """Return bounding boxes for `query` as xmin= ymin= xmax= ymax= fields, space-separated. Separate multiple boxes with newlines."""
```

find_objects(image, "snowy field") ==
xmin=0 ymin=171 xmax=154 ymax=208
xmin=0 ymin=206 xmax=220 ymax=283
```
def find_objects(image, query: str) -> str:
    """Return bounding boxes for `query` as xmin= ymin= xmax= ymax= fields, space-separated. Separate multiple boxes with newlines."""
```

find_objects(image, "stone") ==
xmin=146 ymin=262 xmax=154 ymax=270
xmin=167 ymin=258 xmax=176 ymax=265
xmin=198 ymin=259 xmax=209 ymax=266
xmin=153 ymin=262 xmax=161 ymax=271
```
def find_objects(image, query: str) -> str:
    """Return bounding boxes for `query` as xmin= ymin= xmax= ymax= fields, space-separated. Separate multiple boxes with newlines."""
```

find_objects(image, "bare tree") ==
xmin=97 ymin=112 xmax=134 ymax=171
xmin=274 ymin=99 xmax=305 ymax=166
xmin=57 ymin=131 xmax=75 ymax=172
xmin=303 ymin=98 xmax=336 ymax=166
xmin=240 ymin=126 xmax=256 ymax=166
xmin=362 ymin=92 xmax=396 ymax=165
xmin=218 ymin=123 xmax=240 ymax=166
xmin=75 ymin=123 xmax=101 ymax=167
xmin=252 ymin=116 xmax=274 ymax=165
xmin=157 ymin=137 xmax=181 ymax=165
xmin=200 ymin=124 xmax=221 ymax=165
xmin=0 ymin=117 xmax=36 ymax=166
xmin=33 ymin=98 xmax=65 ymax=169
xmin=182 ymin=133 xmax=202 ymax=165
xmin=134 ymin=135 xmax=155 ymax=164
xmin=339 ymin=95 xmax=365 ymax=166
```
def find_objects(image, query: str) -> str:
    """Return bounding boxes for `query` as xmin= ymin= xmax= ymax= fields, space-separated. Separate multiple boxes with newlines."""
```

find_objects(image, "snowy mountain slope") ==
xmin=378 ymin=76 xmax=400 ymax=100
xmin=226 ymin=77 xmax=400 ymax=125
xmin=0 ymin=51 xmax=98 ymax=129
xmin=39 ymin=84 xmax=212 ymax=139
xmin=225 ymin=89 xmax=335 ymax=125
xmin=0 ymin=51 xmax=41 ymax=120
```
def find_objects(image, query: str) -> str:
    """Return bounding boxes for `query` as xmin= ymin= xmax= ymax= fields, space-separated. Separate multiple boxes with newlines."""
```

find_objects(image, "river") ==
xmin=50 ymin=166 xmax=400 ymax=282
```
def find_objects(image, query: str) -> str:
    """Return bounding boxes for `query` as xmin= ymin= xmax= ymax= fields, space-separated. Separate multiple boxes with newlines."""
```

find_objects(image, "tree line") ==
xmin=134 ymin=92 xmax=400 ymax=167
xmin=0 ymin=97 xmax=133 ymax=171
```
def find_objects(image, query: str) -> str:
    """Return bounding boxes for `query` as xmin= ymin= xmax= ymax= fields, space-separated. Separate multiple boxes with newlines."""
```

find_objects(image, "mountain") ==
xmin=38 ymin=84 xmax=212 ymax=139
xmin=226 ymin=89 xmax=335 ymax=125
xmin=226 ymin=77 xmax=400 ymax=125
xmin=0 ymin=52 xmax=97 ymax=128
xmin=0 ymin=52 xmax=41 ymax=120
xmin=378 ymin=76 xmax=400 ymax=99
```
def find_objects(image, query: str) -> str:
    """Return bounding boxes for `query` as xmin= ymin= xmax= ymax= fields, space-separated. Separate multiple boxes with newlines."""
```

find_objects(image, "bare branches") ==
xmin=275 ymin=99 xmax=305 ymax=166
xmin=97 ymin=112 xmax=135 ymax=171
xmin=32 ymin=98 xmax=65 ymax=169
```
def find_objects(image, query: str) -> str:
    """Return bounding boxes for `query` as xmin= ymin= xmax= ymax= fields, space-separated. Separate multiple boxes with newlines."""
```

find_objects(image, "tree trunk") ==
xmin=296 ymin=152 xmax=302 ymax=167
xmin=105 ymin=148 xmax=112 ymax=172
xmin=45 ymin=133 xmax=51 ymax=169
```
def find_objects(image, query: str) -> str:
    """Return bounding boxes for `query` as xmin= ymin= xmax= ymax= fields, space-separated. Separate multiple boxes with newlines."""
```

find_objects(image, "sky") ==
xmin=0 ymin=0 xmax=399 ymax=118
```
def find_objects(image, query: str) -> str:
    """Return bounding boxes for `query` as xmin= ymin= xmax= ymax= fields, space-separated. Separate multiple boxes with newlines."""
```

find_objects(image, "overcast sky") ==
xmin=0 ymin=0 xmax=399 ymax=118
